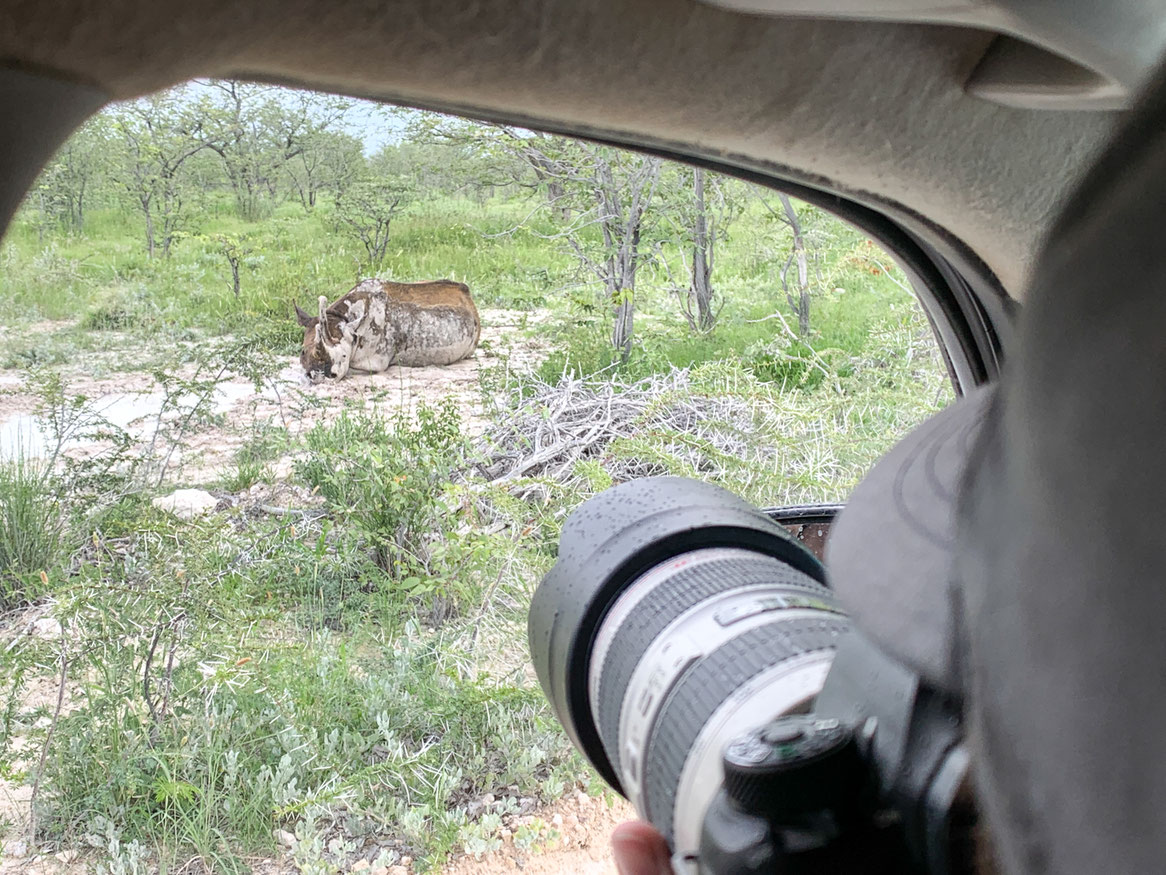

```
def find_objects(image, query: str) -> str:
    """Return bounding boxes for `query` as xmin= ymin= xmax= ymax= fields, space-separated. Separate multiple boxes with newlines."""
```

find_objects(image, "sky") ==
xmin=182 ymin=79 xmax=417 ymax=156
xmin=341 ymin=98 xmax=410 ymax=155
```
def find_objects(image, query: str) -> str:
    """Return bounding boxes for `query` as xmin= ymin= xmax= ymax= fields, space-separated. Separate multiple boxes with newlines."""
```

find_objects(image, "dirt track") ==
xmin=440 ymin=793 xmax=635 ymax=875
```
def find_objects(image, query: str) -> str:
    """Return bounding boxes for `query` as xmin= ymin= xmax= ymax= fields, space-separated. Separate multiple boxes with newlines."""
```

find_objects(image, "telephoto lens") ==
xmin=528 ymin=477 xmax=850 ymax=868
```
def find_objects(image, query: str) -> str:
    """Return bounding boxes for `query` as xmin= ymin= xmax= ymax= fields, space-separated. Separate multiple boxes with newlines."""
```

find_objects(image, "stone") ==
xmin=153 ymin=489 xmax=219 ymax=520
xmin=275 ymin=830 xmax=297 ymax=848
xmin=3 ymin=840 xmax=28 ymax=859
xmin=30 ymin=617 xmax=62 ymax=639
xmin=351 ymin=860 xmax=370 ymax=872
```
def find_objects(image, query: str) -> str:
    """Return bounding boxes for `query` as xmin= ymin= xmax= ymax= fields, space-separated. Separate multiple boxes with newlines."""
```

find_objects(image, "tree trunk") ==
xmin=779 ymin=193 xmax=811 ymax=335
xmin=612 ymin=289 xmax=634 ymax=363
xmin=690 ymin=168 xmax=716 ymax=332
xmin=74 ymin=179 xmax=86 ymax=233
xmin=143 ymin=201 xmax=155 ymax=259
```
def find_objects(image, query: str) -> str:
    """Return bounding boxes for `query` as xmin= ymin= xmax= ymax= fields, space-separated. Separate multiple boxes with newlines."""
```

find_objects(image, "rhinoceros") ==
xmin=295 ymin=278 xmax=480 ymax=382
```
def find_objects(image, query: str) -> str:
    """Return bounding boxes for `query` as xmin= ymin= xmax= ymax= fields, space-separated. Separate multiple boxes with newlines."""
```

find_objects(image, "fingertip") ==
xmin=611 ymin=821 xmax=672 ymax=875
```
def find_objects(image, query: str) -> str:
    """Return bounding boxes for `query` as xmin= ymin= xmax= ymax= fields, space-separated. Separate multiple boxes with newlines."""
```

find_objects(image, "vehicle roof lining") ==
xmin=0 ymin=0 xmax=1122 ymax=299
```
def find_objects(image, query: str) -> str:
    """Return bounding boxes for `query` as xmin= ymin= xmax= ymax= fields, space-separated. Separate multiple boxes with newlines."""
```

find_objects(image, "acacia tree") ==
xmin=334 ymin=175 xmax=413 ymax=269
xmin=215 ymin=233 xmax=251 ymax=298
xmin=286 ymin=129 xmax=365 ymax=208
xmin=411 ymin=115 xmax=669 ymax=360
xmin=580 ymin=148 xmax=663 ymax=360
xmin=776 ymin=193 xmax=812 ymax=336
xmin=662 ymin=167 xmax=743 ymax=334
xmin=34 ymin=117 xmax=110 ymax=234
xmin=473 ymin=129 xmax=662 ymax=361
xmin=110 ymin=92 xmax=207 ymax=258
xmin=198 ymin=82 xmax=354 ymax=219
xmin=412 ymin=114 xmax=571 ymax=211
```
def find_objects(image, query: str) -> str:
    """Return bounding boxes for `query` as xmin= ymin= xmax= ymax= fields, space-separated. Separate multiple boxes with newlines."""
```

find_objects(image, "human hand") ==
xmin=611 ymin=820 xmax=672 ymax=875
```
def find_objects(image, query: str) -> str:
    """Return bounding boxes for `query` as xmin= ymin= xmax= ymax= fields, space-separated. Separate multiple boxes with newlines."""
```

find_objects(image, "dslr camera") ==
xmin=528 ymin=477 xmax=975 ymax=875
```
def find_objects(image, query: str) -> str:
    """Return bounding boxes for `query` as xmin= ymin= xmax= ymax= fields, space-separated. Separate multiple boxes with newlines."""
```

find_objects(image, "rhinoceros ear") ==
xmin=295 ymin=303 xmax=314 ymax=327
xmin=317 ymin=295 xmax=342 ymax=346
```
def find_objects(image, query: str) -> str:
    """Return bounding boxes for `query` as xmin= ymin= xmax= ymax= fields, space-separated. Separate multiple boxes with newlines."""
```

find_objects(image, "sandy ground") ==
xmin=0 ymin=308 xmax=549 ymax=484
xmin=0 ymin=309 xmax=644 ymax=874
xmin=440 ymin=793 xmax=635 ymax=875
xmin=1 ymin=789 xmax=635 ymax=875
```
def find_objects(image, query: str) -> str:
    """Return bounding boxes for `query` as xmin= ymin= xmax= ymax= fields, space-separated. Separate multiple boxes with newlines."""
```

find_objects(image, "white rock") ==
xmin=153 ymin=489 xmax=219 ymax=520
xmin=3 ymin=839 xmax=28 ymax=859
xmin=30 ymin=617 xmax=62 ymax=639
xmin=274 ymin=829 xmax=297 ymax=848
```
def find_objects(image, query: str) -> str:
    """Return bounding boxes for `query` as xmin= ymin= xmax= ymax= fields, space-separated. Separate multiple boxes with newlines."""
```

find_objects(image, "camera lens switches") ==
xmin=722 ymin=716 xmax=861 ymax=820
xmin=761 ymin=723 xmax=805 ymax=745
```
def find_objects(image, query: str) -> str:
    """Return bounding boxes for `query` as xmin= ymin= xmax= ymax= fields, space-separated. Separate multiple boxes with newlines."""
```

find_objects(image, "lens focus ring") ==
xmin=586 ymin=546 xmax=848 ymax=852
xmin=642 ymin=617 xmax=849 ymax=840
xmin=594 ymin=550 xmax=833 ymax=778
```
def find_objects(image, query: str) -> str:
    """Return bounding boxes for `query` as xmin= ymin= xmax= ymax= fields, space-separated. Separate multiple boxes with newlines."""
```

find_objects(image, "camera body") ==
xmin=528 ymin=477 xmax=973 ymax=874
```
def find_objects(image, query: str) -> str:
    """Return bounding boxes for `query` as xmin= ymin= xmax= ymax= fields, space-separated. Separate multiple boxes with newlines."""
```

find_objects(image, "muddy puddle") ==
xmin=0 ymin=382 xmax=257 ymax=459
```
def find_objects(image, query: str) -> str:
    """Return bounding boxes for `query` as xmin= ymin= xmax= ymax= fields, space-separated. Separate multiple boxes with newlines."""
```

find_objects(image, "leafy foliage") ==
xmin=296 ymin=400 xmax=486 ymax=623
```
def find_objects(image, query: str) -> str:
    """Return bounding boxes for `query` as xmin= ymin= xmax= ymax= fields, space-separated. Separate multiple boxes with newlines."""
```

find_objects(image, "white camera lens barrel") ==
xmin=528 ymin=477 xmax=845 ymax=854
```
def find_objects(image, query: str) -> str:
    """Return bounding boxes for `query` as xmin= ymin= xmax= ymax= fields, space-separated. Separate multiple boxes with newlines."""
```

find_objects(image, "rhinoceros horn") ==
xmin=317 ymin=295 xmax=332 ymax=346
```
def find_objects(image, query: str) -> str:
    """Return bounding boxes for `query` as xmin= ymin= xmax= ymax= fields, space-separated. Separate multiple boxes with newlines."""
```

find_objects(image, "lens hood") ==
xmin=528 ymin=476 xmax=826 ymax=793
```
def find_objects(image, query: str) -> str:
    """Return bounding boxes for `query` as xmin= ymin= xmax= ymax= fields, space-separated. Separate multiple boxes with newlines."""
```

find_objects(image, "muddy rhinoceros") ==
xmin=295 ymin=278 xmax=480 ymax=382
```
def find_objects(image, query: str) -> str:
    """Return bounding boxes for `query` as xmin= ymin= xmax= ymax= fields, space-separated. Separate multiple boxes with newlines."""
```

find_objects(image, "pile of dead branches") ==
xmin=473 ymin=368 xmax=779 ymax=488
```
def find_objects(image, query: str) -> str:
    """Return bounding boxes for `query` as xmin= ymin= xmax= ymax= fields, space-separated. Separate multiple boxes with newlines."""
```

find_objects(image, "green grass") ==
xmin=0 ymin=193 xmax=908 ymax=376
xmin=0 ymin=487 xmax=581 ymax=871
xmin=0 ymin=453 xmax=64 ymax=607
xmin=0 ymin=196 xmax=572 ymax=351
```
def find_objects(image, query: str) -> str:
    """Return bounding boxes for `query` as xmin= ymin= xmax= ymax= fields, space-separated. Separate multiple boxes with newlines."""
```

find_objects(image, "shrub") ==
xmin=296 ymin=400 xmax=479 ymax=619
xmin=81 ymin=301 xmax=141 ymax=331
